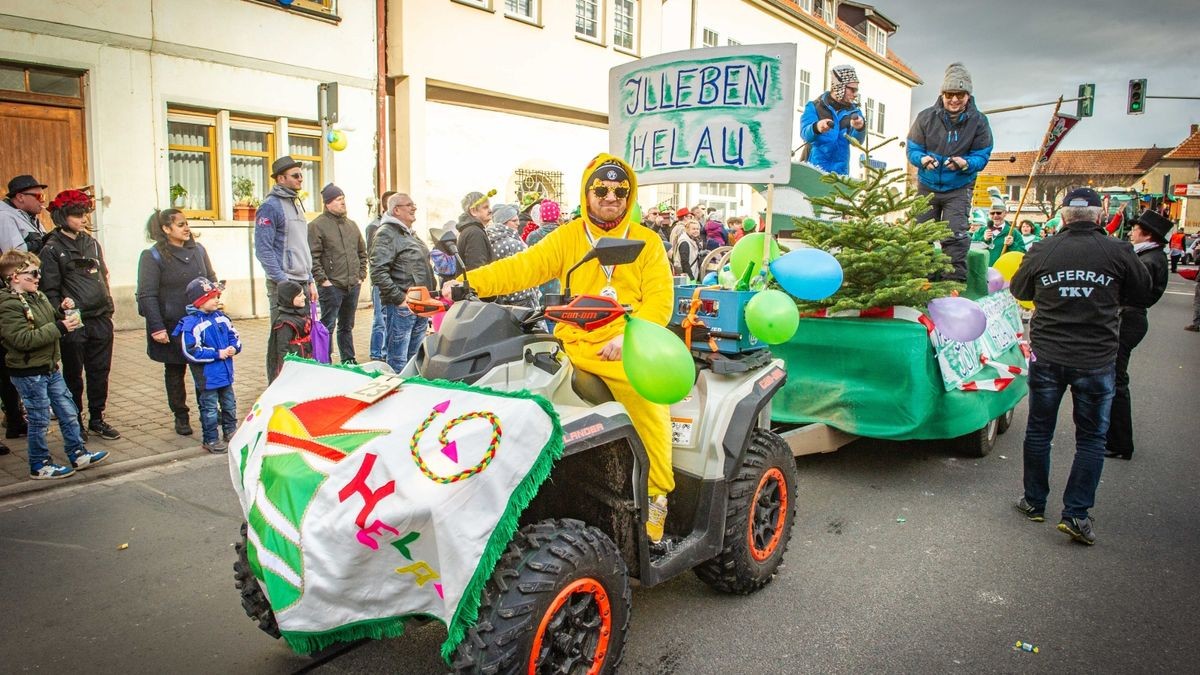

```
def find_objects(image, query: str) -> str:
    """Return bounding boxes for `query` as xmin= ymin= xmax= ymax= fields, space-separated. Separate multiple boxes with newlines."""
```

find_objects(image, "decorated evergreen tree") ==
xmin=789 ymin=139 xmax=962 ymax=313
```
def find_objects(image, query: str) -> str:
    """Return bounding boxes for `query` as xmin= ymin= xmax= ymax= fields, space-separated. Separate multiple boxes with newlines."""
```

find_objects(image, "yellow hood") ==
xmin=579 ymin=153 xmax=638 ymax=233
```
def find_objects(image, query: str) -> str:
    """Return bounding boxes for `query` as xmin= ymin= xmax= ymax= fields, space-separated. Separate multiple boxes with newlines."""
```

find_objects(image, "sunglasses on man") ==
xmin=591 ymin=186 xmax=630 ymax=200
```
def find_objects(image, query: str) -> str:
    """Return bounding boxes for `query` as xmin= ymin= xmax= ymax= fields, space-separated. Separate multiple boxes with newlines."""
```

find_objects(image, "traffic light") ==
xmin=1077 ymin=83 xmax=1095 ymax=118
xmin=1127 ymin=79 xmax=1147 ymax=115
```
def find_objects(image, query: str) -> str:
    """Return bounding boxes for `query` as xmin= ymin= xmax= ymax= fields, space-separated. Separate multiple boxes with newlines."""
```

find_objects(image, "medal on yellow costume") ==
xmin=582 ymin=221 xmax=631 ymax=302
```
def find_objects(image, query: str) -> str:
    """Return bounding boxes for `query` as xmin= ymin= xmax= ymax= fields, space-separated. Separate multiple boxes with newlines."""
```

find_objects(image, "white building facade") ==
xmin=386 ymin=0 xmax=918 ymax=227
xmin=0 ymin=0 xmax=379 ymax=325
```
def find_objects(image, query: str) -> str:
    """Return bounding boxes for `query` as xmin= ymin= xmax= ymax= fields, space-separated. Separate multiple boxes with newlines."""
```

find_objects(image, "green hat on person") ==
xmin=742 ymin=218 xmax=757 ymax=233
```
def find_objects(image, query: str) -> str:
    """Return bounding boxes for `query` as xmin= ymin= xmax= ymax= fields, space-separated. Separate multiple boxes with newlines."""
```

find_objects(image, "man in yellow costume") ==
xmin=442 ymin=153 xmax=675 ymax=542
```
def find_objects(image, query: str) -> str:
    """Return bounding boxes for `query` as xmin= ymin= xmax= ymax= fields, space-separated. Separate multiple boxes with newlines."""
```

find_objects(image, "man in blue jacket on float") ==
xmin=799 ymin=64 xmax=866 ymax=175
xmin=907 ymin=62 xmax=994 ymax=281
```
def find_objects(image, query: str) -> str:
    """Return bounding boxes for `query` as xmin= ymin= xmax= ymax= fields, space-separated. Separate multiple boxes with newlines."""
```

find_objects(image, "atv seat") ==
xmin=572 ymin=370 xmax=615 ymax=405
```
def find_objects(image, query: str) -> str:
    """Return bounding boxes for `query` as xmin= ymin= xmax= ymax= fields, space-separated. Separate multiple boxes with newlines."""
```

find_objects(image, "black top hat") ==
xmin=1133 ymin=209 xmax=1172 ymax=243
xmin=6 ymin=175 xmax=48 ymax=199
xmin=270 ymin=156 xmax=303 ymax=178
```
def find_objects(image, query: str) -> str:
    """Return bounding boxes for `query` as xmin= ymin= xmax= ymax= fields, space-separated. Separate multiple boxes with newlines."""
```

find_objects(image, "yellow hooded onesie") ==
xmin=459 ymin=153 xmax=676 ymax=497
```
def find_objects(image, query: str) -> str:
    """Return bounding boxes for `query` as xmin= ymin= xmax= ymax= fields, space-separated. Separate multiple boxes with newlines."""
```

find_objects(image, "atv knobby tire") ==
xmin=452 ymin=518 xmax=631 ymax=675
xmin=694 ymin=429 xmax=798 ymax=595
xmin=234 ymin=522 xmax=281 ymax=639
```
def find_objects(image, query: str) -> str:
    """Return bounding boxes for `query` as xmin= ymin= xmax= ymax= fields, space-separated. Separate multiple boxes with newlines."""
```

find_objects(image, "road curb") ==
xmin=0 ymin=447 xmax=210 ymax=502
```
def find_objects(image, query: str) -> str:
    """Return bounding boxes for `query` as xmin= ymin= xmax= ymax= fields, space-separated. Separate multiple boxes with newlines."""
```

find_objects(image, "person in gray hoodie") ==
xmin=254 ymin=155 xmax=316 ymax=378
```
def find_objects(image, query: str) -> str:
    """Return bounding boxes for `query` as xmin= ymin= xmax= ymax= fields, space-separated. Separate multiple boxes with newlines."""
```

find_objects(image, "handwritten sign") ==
xmin=609 ymin=44 xmax=796 ymax=185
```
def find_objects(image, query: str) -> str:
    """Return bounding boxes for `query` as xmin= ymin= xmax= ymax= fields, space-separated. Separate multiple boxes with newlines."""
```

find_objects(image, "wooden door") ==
xmin=0 ymin=101 xmax=88 ymax=212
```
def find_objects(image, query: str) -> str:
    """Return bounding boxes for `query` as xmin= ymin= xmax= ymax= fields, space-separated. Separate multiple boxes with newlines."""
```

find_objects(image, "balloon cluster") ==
xmin=726 ymin=234 xmax=843 ymax=345
xmin=992 ymin=251 xmax=1033 ymax=310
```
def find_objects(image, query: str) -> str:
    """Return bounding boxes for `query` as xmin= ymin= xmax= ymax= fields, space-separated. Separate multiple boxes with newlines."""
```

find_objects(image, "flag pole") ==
xmin=1001 ymin=96 xmax=1063 ymax=255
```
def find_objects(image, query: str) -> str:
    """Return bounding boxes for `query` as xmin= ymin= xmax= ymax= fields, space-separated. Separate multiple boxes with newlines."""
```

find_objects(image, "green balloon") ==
xmin=630 ymin=202 xmax=642 ymax=225
xmin=730 ymin=232 xmax=782 ymax=280
xmin=745 ymin=289 xmax=799 ymax=345
xmin=623 ymin=317 xmax=695 ymax=404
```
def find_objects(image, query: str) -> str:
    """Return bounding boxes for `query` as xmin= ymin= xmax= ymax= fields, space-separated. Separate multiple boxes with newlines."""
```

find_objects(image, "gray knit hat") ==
xmin=942 ymin=62 xmax=973 ymax=94
xmin=461 ymin=191 xmax=487 ymax=213
xmin=830 ymin=64 xmax=859 ymax=100
xmin=492 ymin=203 xmax=518 ymax=226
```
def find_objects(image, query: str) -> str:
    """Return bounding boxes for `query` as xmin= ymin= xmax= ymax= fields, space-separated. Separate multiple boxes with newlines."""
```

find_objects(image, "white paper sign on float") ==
xmin=609 ymin=43 xmax=797 ymax=186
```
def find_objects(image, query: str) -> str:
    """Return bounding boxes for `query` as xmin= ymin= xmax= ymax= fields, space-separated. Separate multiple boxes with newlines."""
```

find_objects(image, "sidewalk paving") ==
xmin=0 ymin=307 xmax=377 ymax=499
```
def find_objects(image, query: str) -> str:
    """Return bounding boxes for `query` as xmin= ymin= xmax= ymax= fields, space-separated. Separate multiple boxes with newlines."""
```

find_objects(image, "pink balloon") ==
xmin=987 ymin=268 xmax=1006 ymax=294
xmin=928 ymin=296 xmax=987 ymax=342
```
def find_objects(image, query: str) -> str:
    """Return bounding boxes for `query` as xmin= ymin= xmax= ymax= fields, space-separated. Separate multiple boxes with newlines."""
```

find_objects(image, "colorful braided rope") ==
xmin=410 ymin=407 xmax=503 ymax=484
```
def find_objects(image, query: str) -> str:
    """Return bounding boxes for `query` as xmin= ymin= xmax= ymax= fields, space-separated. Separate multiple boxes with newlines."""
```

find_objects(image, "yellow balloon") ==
xmin=1018 ymin=299 xmax=1034 ymax=310
xmin=993 ymin=251 xmax=1025 ymax=281
xmin=328 ymin=130 xmax=348 ymax=152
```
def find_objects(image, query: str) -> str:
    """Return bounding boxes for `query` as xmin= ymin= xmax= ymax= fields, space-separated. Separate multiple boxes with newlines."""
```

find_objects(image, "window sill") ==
xmin=451 ymin=0 xmax=495 ymax=13
xmin=614 ymin=44 xmax=640 ymax=58
xmin=505 ymin=12 xmax=541 ymax=27
xmin=575 ymin=33 xmax=606 ymax=48
xmin=246 ymin=0 xmax=341 ymax=25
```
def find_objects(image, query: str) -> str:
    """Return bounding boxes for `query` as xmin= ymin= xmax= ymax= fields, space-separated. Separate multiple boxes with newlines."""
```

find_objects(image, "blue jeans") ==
xmin=10 ymin=371 xmax=85 ymax=468
xmin=197 ymin=385 xmax=237 ymax=445
xmin=1022 ymin=359 xmax=1116 ymax=519
xmin=318 ymin=283 xmax=361 ymax=362
xmin=382 ymin=304 xmax=428 ymax=372
xmin=370 ymin=286 xmax=387 ymax=361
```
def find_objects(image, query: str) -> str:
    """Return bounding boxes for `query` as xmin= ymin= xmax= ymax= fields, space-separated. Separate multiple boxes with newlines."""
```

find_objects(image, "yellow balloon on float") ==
xmin=993 ymin=251 xmax=1024 ymax=281
xmin=1018 ymin=299 xmax=1034 ymax=310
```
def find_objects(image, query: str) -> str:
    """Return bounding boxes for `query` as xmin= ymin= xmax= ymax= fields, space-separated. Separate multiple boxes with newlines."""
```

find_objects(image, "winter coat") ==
xmin=38 ymin=228 xmax=114 ymax=319
xmin=799 ymin=92 xmax=866 ymax=175
xmin=308 ymin=211 xmax=367 ymax=290
xmin=174 ymin=307 xmax=242 ymax=390
xmin=525 ymin=222 xmax=562 ymax=295
xmin=1010 ymin=220 xmax=1153 ymax=369
xmin=0 ymin=200 xmax=45 ymax=253
xmin=677 ymin=236 xmax=704 ymax=281
xmin=1122 ymin=243 xmax=1168 ymax=313
xmin=906 ymin=97 xmax=994 ymax=193
xmin=136 ymin=240 xmax=216 ymax=364
xmin=971 ymin=221 xmax=1026 ymax=266
xmin=455 ymin=214 xmax=494 ymax=272
xmin=704 ymin=221 xmax=727 ymax=251
xmin=0 ymin=288 xmax=67 ymax=375
xmin=485 ymin=225 xmax=540 ymax=308
xmin=272 ymin=305 xmax=312 ymax=373
xmin=369 ymin=216 xmax=436 ymax=306
xmin=254 ymin=185 xmax=312 ymax=283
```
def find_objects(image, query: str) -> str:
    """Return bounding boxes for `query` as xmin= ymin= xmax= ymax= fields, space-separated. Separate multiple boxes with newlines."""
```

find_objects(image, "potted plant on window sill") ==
xmin=170 ymin=183 xmax=188 ymax=209
xmin=232 ymin=177 xmax=258 ymax=221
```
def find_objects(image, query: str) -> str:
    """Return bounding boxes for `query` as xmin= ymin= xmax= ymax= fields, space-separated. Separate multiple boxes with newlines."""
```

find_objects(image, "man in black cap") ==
xmin=1104 ymin=210 xmax=1170 ymax=461
xmin=1010 ymin=187 xmax=1153 ymax=545
xmin=254 ymin=156 xmax=317 ymax=380
xmin=1 ymin=175 xmax=48 ymax=254
xmin=307 ymin=183 xmax=367 ymax=364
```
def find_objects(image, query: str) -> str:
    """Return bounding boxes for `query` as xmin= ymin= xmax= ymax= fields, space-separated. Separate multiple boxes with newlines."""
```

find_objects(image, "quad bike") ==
xmin=235 ymin=234 xmax=798 ymax=673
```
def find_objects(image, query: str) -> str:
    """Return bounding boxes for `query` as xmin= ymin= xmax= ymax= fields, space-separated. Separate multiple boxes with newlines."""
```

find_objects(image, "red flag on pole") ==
xmin=1038 ymin=113 xmax=1080 ymax=163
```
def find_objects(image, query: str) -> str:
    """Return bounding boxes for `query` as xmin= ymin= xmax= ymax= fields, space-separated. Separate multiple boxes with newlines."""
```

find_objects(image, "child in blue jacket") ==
xmin=174 ymin=278 xmax=241 ymax=453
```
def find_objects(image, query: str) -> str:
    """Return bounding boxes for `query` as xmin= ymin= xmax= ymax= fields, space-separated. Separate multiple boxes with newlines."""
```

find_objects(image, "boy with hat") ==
xmin=0 ymin=249 xmax=107 ymax=478
xmin=1010 ymin=187 xmax=1153 ymax=545
xmin=174 ymin=277 xmax=241 ymax=453
xmin=271 ymin=280 xmax=315 ymax=373
xmin=1104 ymin=210 xmax=1170 ymax=460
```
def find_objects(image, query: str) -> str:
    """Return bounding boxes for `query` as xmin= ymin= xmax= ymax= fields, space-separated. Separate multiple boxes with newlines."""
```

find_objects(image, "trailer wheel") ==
xmin=996 ymin=407 xmax=1016 ymax=435
xmin=956 ymin=416 xmax=998 ymax=458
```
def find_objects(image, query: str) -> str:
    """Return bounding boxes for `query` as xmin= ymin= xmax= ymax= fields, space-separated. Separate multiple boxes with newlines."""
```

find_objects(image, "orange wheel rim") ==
xmin=748 ymin=467 xmax=788 ymax=562
xmin=527 ymin=577 xmax=612 ymax=675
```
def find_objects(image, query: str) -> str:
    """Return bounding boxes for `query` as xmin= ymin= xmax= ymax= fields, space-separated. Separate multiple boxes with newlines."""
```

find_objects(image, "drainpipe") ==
xmin=376 ymin=0 xmax=388 ymax=195
xmin=689 ymin=0 xmax=697 ymax=48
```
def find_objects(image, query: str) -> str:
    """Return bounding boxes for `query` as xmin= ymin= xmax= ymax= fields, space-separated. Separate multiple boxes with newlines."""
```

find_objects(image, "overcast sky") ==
xmin=885 ymin=0 xmax=1199 ymax=153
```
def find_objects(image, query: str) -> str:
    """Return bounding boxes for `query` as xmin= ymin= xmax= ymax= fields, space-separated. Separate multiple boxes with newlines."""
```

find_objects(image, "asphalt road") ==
xmin=2 ymin=277 xmax=1197 ymax=674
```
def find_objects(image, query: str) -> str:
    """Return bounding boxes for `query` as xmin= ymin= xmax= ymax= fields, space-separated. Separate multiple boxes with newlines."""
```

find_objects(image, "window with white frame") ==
xmin=453 ymin=0 xmax=491 ymax=9
xmin=698 ymin=183 xmax=740 ymax=221
xmin=230 ymin=120 xmax=275 ymax=205
xmin=576 ymin=0 xmax=601 ymax=41
xmin=702 ymin=28 xmax=718 ymax=48
xmin=876 ymin=101 xmax=886 ymax=134
xmin=797 ymin=69 xmax=811 ymax=107
xmin=613 ymin=0 xmax=637 ymax=51
xmin=287 ymin=127 xmax=324 ymax=214
xmin=864 ymin=98 xmax=875 ymax=133
xmin=727 ymin=38 xmax=740 ymax=46
xmin=866 ymin=22 xmax=887 ymax=56
xmin=796 ymin=0 xmax=813 ymax=11
xmin=505 ymin=0 xmax=535 ymax=21
xmin=249 ymin=0 xmax=338 ymax=17
xmin=814 ymin=0 xmax=834 ymax=24
xmin=1009 ymin=185 xmax=1021 ymax=201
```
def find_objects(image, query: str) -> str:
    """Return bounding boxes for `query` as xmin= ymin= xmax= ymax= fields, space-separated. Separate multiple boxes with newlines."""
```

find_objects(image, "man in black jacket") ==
xmin=455 ymin=191 xmax=494 ymax=272
xmin=1010 ymin=188 xmax=1152 ymax=545
xmin=369 ymin=193 xmax=435 ymax=372
xmin=308 ymin=183 xmax=367 ymax=365
xmin=39 ymin=189 xmax=120 ymax=440
xmin=1104 ymin=210 xmax=1170 ymax=461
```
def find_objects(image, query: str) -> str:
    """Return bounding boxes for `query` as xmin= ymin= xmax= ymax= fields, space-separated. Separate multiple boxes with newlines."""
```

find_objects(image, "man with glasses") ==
xmin=1 ymin=175 xmax=48 ymax=254
xmin=799 ymin=64 xmax=866 ymax=175
xmin=369 ymin=193 xmax=434 ymax=372
xmin=255 ymin=155 xmax=317 ymax=381
xmin=441 ymin=154 xmax=677 ymax=547
xmin=972 ymin=194 xmax=1026 ymax=266
xmin=907 ymin=62 xmax=994 ymax=282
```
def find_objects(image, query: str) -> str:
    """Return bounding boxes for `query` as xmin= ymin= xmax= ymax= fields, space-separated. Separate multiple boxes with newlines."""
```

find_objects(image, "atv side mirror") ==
xmin=564 ymin=237 xmax=646 ymax=298
xmin=431 ymin=228 xmax=459 ymax=257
